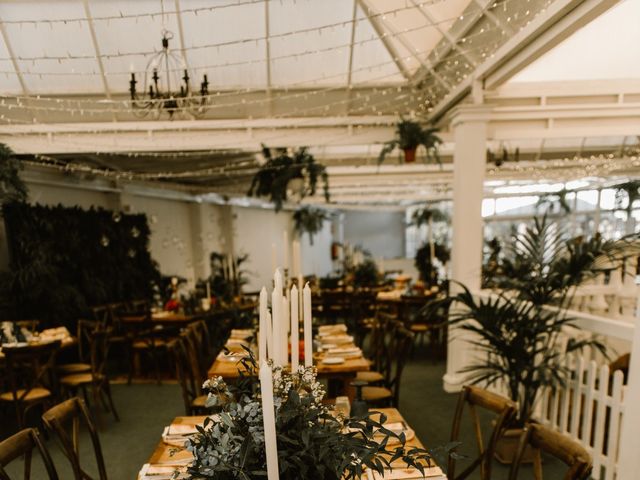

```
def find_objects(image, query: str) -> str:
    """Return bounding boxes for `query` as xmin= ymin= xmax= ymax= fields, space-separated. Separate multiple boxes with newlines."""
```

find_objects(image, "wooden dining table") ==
xmin=138 ymin=408 xmax=447 ymax=479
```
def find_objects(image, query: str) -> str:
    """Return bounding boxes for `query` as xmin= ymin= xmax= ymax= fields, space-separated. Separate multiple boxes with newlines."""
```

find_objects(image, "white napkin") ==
xmin=366 ymin=466 xmax=446 ymax=479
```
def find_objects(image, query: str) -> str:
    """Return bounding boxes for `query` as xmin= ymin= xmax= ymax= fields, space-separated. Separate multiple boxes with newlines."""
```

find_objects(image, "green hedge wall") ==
xmin=2 ymin=202 xmax=160 ymax=327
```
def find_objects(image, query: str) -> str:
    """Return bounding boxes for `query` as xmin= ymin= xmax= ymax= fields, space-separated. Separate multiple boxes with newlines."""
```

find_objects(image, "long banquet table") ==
xmin=138 ymin=408 xmax=447 ymax=479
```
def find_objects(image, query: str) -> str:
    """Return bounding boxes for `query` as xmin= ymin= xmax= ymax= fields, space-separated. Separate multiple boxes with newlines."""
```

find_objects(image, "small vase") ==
xmin=403 ymin=147 xmax=417 ymax=163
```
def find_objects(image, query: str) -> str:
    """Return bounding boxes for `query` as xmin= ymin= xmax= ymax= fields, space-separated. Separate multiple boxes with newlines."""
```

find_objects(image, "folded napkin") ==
xmin=318 ymin=324 xmax=348 ymax=335
xmin=166 ymin=423 xmax=200 ymax=436
xmin=139 ymin=464 xmax=189 ymax=479
xmin=218 ymin=351 xmax=248 ymax=362
xmin=366 ymin=466 xmax=446 ymax=479
xmin=319 ymin=334 xmax=354 ymax=345
xmin=325 ymin=347 xmax=362 ymax=359
xmin=230 ymin=329 xmax=253 ymax=339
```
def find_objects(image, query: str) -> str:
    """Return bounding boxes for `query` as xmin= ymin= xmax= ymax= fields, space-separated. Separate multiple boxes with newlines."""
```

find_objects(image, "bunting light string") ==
xmin=1 ymin=86 xmax=417 ymax=151
xmin=0 ymin=2 xmax=516 ymax=85
xmin=0 ymin=0 xmax=473 ymax=63
xmin=0 ymin=39 xmax=502 ymax=119
xmin=0 ymin=0 xmax=459 ymax=27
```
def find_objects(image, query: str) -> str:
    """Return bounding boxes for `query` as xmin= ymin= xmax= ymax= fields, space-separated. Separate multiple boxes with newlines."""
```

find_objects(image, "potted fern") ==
xmin=378 ymin=119 xmax=441 ymax=165
xmin=248 ymin=145 xmax=330 ymax=211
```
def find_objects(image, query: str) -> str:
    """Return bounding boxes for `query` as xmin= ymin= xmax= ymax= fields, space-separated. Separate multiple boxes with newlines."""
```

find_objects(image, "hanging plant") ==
xmin=613 ymin=180 xmax=640 ymax=214
xmin=486 ymin=146 xmax=519 ymax=167
xmin=378 ymin=119 xmax=441 ymax=165
xmin=0 ymin=143 xmax=28 ymax=204
xmin=408 ymin=206 xmax=448 ymax=228
xmin=293 ymin=206 xmax=329 ymax=245
xmin=247 ymin=145 xmax=330 ymax=211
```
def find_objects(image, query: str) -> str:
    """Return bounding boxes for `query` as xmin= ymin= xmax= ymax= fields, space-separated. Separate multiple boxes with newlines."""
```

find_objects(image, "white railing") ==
xmin=534 ymin=355 xmax=626 ymax=480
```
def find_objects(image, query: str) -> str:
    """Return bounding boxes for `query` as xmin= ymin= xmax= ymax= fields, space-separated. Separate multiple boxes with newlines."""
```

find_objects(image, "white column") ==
xmin=444 ymin=105 xmax=491 ymax=393
xmin=617 ymin=302 xmax=640 ymax=478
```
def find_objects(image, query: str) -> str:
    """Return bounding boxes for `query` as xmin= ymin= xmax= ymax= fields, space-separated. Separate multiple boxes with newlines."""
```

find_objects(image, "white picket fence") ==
xmin=534 ymin=356 xmax=626 ymax=480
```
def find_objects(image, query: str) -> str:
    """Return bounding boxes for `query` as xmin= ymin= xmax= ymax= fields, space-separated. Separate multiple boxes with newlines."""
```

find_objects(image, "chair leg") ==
xmin=104 ymin=380 xmax=120 ymax=422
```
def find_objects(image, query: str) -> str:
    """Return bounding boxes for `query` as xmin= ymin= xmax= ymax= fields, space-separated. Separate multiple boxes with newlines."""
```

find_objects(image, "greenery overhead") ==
xmin=1 ymin=203 xmax=160 ymax=327
xmin=247 ymin=145 xmax=330 ymax=211
xmin=535 ymin=188 xmax=572 ymax=214
xmin=186 ymin=354 xmax=445 ymax=479
xmin=486 ymin=147 xmax=519 ymax=167
xmin=378 ymin=119 xmax=441 ymax=165
xmin=0 ymin=143 xmax=28 ymax=204
xmin=293 ymin=206 xmax=329 ymax=244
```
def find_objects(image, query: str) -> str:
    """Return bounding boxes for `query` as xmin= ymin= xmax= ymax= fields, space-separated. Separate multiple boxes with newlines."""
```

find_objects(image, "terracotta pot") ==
xmin=403 ymin=147 xmax=417 ymax=163
xmin=494 ymin=427 xmax=537 ymax=465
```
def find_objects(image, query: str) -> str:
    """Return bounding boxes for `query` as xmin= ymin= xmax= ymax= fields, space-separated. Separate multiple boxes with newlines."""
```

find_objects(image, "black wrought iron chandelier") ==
xmin=129 ymin=30 xmax=210 ymax=119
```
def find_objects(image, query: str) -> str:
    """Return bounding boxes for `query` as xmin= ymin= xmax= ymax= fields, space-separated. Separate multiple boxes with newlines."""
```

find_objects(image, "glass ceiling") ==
xmin=0 ymin=0 xmax=472 ymax=95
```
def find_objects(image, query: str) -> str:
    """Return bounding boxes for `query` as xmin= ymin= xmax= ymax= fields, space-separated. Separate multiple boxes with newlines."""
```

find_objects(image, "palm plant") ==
xmin=430 ymin=215 xmax=640 ymax=426
xmin=293 ymin=206 xmax=329 ymax=245
xmin=247 ymin=145 xmax=329 ymax=211
xmin=378 ymin=119 xmax=441 ymax=165
xmin=438 ymin=284 xmax=605 ymax=426
xmin=408 ymin=206 xmax=448 ymax=227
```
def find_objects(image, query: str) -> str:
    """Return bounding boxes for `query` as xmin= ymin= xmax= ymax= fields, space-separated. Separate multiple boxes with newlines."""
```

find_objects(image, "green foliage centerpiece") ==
xmin=186 ymin=354 xmax=436 ymax=480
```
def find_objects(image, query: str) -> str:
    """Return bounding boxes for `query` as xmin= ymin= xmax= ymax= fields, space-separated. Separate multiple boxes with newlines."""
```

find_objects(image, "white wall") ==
xmin=299 ymin=218 xmax=333 ymax=279
xmin=343 ymin=210 xmax=406 ymax=259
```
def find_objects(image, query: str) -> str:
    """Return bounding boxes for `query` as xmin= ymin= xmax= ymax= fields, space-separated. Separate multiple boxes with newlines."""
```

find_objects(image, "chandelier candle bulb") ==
xmin=259 ymin=362 xmax=279 ymax=480
xmin=290 ymin=285 xmax=299 ymax=372
xmin=259 ymin=287 xmax=268 ymax=362
xmin=303 ymin=282 xmax=313 ymax=367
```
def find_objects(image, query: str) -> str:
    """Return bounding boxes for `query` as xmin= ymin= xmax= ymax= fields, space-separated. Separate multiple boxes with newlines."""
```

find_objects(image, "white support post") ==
xmin=443 ymin=105 xmax=491 ymax=393
xmin=617 ymin=302 xmax=640 ymax=478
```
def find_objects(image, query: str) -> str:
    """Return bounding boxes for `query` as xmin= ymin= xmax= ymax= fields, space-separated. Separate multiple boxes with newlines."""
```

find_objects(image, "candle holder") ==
xmin=349 ymin=380 xmax=369 ymax=418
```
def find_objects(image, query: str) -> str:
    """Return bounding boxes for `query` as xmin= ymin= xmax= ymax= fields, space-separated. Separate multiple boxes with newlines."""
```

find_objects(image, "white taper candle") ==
xmin=303 ymin=282 xmax=313 ymax=367
xmin=259 ymin=287 xmax=268 ymax=362
xmin=281 ymin=295 xmax=289 ymax=366
xmin=290 ymin=285 xmax=299 ymax=372
xmin=259 ymin=362 xmax=279 ymax=480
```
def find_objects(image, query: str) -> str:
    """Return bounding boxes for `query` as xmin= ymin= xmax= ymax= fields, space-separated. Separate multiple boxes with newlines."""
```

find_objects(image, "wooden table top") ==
xmin=208 ymin=351 xmax=370 ymax=379
xmin=140 ymin=408 xmax=444 ymax=479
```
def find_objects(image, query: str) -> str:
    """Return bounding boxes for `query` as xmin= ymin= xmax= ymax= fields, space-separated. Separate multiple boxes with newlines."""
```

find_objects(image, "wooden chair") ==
xmin=0 ymin=428 xmax=58 ymax=480
xmin=448 ymin=385 xmax=517 ymax=480
xmin=42 ymin=398 xmax=108 ymax=480
xmin=508 ymin=423 xmax=593 ymax=480
xmin=0 ymin=341 xmax=60 ymax=430
xmin=184 ymin=320 xmax=212 ymax=378
xmin=59 ymin=327 xmax=119 ymax=424
xmin=169 ymin=338 xmax=208 ymax=415
xmin=361 ymin=324 xmax=414 ymax=407
xmin=57 ymin=320 xmax=95 ymax=376
xmin=123 ymin=308 xmax=169 ymax=386
xmin=355 ymin=310 xmax=395 ymax=385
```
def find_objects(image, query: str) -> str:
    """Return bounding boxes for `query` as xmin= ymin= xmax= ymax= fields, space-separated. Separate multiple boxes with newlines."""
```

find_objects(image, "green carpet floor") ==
xmin=3 ymin=353 xmax=565 ymax=479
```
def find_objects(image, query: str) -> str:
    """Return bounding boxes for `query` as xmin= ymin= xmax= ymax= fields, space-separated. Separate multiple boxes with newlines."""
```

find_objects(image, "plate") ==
xmin=322 ymin=357 xmax=345 ymax=365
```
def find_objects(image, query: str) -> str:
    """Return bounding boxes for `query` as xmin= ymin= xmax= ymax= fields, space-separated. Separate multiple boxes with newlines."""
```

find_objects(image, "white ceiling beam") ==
xmin=355 ymin=0 xmax=411 ymax=80
xmin=0 ymin=115 xmax=399 ymax=135
xmin=360 ymin=0 xmax=451 ymax=90
xmin=429 ymin=0 xmax=620 ymax=122
xmin=409 ymin=0 xmax=476 ymax=68
xmin=0 ymin=14 xmax=27 ymax=94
